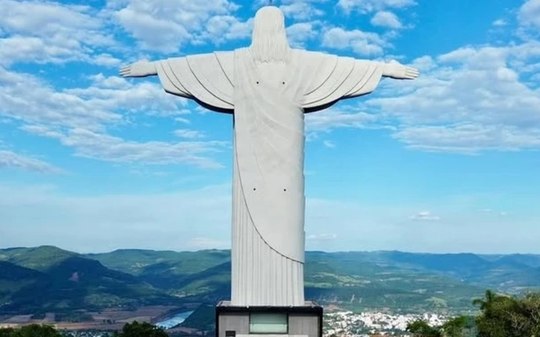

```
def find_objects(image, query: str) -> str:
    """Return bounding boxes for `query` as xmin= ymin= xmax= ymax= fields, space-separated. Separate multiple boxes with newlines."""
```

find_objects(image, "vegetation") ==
xmin=0 ymin=324 xmax=62 ymax=337
xmin=0 ymin=254 xmax=179 ymax=314
xmin=179 ymin=304 xmax=215 ymax=331
xmin=474 ymin=290 xmax=540 ymax=337
xmin=407 ymin=319 xmax=444 ymax=336
xmin=407 ymin=316 xmax=476 ymax=337
xmin=0 ymin=246 xmax=76 ymax=271
xmin=1 ymin=291 xmax=540 ymax=336
xmin=116 ymin=321 xmax=168 ymax=337
xmin=0 ymin=322 xmax=168 ymax=337
xmin=407 ymin=290 xmax=540 ymax=337
xmin=87 ymin=249 xmax=229 ymax=277
xmin=2 ymin=247 xmax=540 ymax=315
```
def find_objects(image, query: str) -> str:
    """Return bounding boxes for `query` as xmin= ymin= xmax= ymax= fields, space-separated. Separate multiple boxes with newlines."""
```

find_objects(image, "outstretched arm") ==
xmin=119 ymin=60 xmax=157 ymax=77
xmin=382 ymin=60 xmax=419 ymax=80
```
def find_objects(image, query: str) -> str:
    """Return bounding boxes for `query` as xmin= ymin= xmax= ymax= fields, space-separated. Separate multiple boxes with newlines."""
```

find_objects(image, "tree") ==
xmin=474 ymin=290 xmax=540 ymax=337
xmin=406 ymin=316 xmax=475 ymax=337
xmin=406 ymin=319 xmax=442 ymax=337
xmin=1 ymin=325 xmax=63 ymax=337
xmin=117 ymin=321 xmax=169 ymax=337
xmin=472 ymin=290 xmax=498 ymax=312
xmin=506 ymin=292 xmax=540 ymax=337
xmin=441 ymin=316 xmax=469 ymax=337
xmin=474 ymin=291 xmax=516 ymax=337
xmin=0 ymin=328 xmax=14 ymax=337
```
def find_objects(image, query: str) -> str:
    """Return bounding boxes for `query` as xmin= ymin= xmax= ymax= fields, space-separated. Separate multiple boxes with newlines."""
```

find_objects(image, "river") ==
xmin=155 ymin=310 xmax=194 ymax=329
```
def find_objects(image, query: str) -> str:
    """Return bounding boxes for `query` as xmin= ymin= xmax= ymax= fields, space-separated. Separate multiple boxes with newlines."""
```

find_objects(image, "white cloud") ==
xmin=187 ymin=237 xmax=229 ymax=250
xmin=0 ymin=36 xmax=80 ymax=66
xmin=519 ymin=0 xmax=540 ymax=29
xmin=322 ymin=27 xmax=385 ymax=55
xmin=307 ymin=233 xmax=338 ymax=241
xmin=23 ymin=126 xmax=228 ymax=169
xmin=371 ymin=11 xmax=403 ymax=29
xmin=0 ymin=68 xmax=121 ymax=130
xmin=0 ymin=0 xmax=115 ymax=66
xmin=280 ymin=2 xmax=324 ymax=21
xmin=174 ymin=129 xmax=206 ymax=139
xmin=410 ymin=211 xmax=440 ymax=221
xmin=0 ymin=1 xmax=98 ymax=34
xmin=304 ymin=198 xmax=427 ymax=252
xmin=200 ymin=15 xmax=252 ymax=44
xmin=1 ymin=183 xmax=537 ymax=253
xmin=0 ymin=68 xmax=190 ymax=131
xmin=94 ymin=54 xmax=123 ymax=67
xmin=492 ymin=19 xmax=507 ymax=27
xmin=287 ymin=22 xmax=319 ymax=47
xmin=306 ymin=108 xmax=380 ymax=134
xmin=338 ymin=0 xmax=416 ymax=14
xmin=481 ymin=208 xmax=508 ymax=217
xmin=113 ymin=0 xmax=242 ymax=53
xmin=0 ymin=67 xmax=192 ymax=130
xmin=0 ymin=67 xmax=227 ymax=168
xmin=67 ymin=73 xmax=188 ymax=119
xmin=392 ymin=124 xmax=540 ymax=153
xmin=0 ymin=150 xmax=62 ymax=174
xmin=260 ymin=197 xmax=521 ymax=252
xmin=0 ymin=183 xmax=231 ymax=253
xmin=368 ymin=42 xmax=540 ymax=153
xmin=323 ymin=140 xmax=336 ymax=148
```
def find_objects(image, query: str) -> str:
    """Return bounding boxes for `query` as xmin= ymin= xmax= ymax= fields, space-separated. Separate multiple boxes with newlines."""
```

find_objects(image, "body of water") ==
xmin=155 ymin=310 xmax=194 ymax=329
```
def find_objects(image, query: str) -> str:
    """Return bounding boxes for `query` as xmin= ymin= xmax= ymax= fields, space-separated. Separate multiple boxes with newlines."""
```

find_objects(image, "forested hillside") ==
xmin=1 ymin=246 xmax=539 ymax=315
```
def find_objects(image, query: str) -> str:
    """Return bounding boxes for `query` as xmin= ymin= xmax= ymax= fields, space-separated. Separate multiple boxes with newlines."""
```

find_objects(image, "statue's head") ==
xmin=251 ymin=6 xmax=290 ymax=63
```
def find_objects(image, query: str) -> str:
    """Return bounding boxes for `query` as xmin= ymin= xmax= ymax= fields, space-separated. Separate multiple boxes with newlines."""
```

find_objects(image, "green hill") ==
xmin=0 ymin=261 xmax=44 ymax=305
xmin=0 ymin=246 xmax=76 ymax=271
xmin=304 ymin=252 xmax=483 ymax=312
xmin=87 ymin=249 xmax=230 ymax=292
xmin=0 ymin=261 xmax=43 ymax=281
xmin=85 ymin=249 xmax=189 ymax=275
xmin=356 ymin=251 xmax=540 ymax=293
xmin=86 ymin=249 xmax=229 ymax=276
xmin=1 ymin=246 xmax=540 ymax=316
xmin=0 ymin=255 xmax=178 ymax=315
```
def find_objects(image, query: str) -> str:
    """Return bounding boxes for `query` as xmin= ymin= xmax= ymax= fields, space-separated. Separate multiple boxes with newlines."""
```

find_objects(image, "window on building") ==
xmin=249 ymin=313 xmax=288 ymax=334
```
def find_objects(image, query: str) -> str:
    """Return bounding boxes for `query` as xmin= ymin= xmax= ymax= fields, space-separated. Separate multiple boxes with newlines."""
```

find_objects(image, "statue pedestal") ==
xmin=215 ymin=301 xmax=323 ymax=337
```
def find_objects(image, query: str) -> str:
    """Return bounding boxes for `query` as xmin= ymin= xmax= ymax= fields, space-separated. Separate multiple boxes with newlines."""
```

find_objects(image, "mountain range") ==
xmin=1 ymin=246 xmax=539 ymax=316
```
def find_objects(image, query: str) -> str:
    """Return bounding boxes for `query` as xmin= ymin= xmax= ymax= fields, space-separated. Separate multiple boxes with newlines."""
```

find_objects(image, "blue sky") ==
xmin=0 ymin=0 xmax=539 ymax=254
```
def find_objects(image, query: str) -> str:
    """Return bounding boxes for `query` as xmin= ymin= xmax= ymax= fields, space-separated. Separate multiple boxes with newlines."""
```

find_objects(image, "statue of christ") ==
xmin=121 ymin=6 xmax=418 ymax=307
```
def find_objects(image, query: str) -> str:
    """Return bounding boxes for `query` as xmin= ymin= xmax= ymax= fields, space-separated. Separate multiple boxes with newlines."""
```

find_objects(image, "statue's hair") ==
xmin=250 ymin=6 xmax=291 ymax=63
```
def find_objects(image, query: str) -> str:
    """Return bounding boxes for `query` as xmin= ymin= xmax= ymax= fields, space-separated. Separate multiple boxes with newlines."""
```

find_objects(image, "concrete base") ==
xmin=216 ymin=301 xmax=323 ymax=337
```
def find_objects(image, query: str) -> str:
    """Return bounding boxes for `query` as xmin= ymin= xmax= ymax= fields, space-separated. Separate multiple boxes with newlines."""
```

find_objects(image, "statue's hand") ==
xmin=119 ymin=60 xmax=157 ymax=77
xmin=382 ymin=60 xmax=419 ymax=80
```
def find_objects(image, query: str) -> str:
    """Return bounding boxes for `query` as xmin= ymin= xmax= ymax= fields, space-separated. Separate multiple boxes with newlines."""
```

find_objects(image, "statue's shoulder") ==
xmin=181 ymin=51 xmax=236 ymax=71
xmin=291 ymin=48 xmax=325 ymax=56
xmin=232 ymin=47 xmax=249 ymax=58
xmin=290 ymin=49 xmax=339 ymax=67
xmin=213 ymin=50 xmax=236 ymax=61
xmin=291 ymin=49 xmax=337 ymax=60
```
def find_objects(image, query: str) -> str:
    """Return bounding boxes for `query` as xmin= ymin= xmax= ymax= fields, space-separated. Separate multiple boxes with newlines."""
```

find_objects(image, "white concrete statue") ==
xmin=121 ymin=6 xmax=418 ymax=307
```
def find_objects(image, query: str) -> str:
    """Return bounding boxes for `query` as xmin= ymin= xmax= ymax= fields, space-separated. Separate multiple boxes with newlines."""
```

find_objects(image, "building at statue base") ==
xmin=216 ymin=301 xmax=322 ymax=337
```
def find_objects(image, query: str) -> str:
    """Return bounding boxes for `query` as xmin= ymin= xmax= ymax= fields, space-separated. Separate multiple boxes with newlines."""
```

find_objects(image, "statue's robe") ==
xmin=156 ymin=48 xmax=383 ymax=306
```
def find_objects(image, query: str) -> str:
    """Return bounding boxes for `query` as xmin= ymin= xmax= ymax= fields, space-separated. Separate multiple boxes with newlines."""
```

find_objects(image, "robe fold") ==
xmin=156 ymin=48 xmax=383 ymax=306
